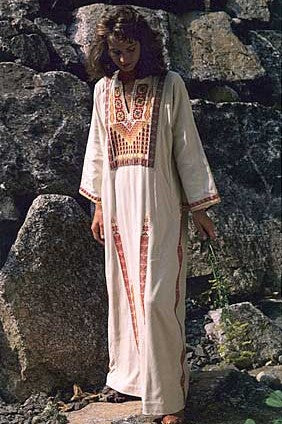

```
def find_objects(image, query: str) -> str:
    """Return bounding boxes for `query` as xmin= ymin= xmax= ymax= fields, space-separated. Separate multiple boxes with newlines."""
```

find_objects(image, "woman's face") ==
xmin=107 ymin=37 xmax=141 ymax=72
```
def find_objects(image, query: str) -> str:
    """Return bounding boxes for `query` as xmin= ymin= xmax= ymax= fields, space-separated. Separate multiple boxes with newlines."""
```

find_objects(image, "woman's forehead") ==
xmin=107 ymin=37 xmax=138 ymax=49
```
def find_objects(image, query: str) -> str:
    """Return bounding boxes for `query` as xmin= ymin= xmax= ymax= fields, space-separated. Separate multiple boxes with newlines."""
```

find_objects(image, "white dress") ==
xmin=79 ymin=69 xmax=220 ymax=416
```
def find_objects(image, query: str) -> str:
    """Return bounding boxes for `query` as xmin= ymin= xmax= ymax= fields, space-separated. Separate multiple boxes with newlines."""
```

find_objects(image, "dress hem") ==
xmin=106 ymin=376 xmax=142 ymax=398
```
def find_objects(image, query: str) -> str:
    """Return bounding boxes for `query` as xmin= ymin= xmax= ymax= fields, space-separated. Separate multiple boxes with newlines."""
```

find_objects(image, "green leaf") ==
xmin=266 ymin=390 xmax=282 ymax=408
xmin=244 ymin=419 xmax=256 ymax=424
xmin=272 ymin=418 xmax=282 ymax=424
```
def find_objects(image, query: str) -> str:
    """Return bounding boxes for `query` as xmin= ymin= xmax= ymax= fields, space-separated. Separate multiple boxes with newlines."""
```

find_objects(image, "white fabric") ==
xmin=79 ymin=70 xmax=220 ymax=416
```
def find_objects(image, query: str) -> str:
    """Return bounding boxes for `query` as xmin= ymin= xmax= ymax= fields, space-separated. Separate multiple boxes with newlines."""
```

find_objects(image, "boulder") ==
xmin=224 ymin=0 xmax=271 ymax=22
xmin=33 ymin=17 xmax=82 ymax=75
xmin=0 ymin=61 xmax=91 ymax=201
xmin=169 ymin=11 xmax=265 ymax=87
xmin=0 ymin=18 xmax=51 ymax=71
xmin=186 ymin=99 xmax=281 ymax=299
xmin=205 ymin=302 xmax=282 ymax=369
xmin=0 ymin=194 xmax=108 ymax=401
xmin=0 ymin=16 xmax=82 ymax=75
xmin=249 ymin=30 xmax=281 ymax=107
xmin=0 ymin=0 xmax=39 ymax=20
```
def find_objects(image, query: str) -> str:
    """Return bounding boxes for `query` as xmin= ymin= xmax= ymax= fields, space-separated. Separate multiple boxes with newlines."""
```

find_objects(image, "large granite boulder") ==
xmin=0 ymin=17 xmax=82 ymax=74
xmin=0 ymin=18 xmax=51 ymax=71
xmin=0 ymin=194 xmax=108 ymax=402
xmin=0 ymin=61 xmax=92 ymax=264
xmin=0 ymin=0 xmax=39 ymax=19
xmin=169 ymin=11 xmax=265 ymax=90
xmin=0 ymin=62 xmax=90 ymax=197
xmin=205 ymin=302 xmax=282 ymax=369
xmin=249 ymin=29 xmax=281 ymax=107
xmin=186 ymin=99 xmax=281 ymax=299
xmin=224 ymin=0 xmax=271 ymax=22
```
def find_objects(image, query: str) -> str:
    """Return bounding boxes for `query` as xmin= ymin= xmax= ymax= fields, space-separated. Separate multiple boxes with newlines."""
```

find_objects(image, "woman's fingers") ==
xmin=91 ymin=220 xmax=105 ymax=246
xmin=99 ymin=222 xmax=104 ymax=241
xmin=192 ymin=210 xmax=217 ymax=240
xmin=193 ymin=218 xmax=208 ymax=240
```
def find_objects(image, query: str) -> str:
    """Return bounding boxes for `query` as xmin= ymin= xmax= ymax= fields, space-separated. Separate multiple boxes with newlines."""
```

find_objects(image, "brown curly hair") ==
xmin=85 ymin=5 xmax=168 ymax=81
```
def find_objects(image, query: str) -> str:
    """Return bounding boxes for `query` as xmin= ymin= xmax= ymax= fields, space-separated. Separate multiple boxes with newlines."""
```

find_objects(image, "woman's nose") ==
xmin=120 ymin=54 xmax=129 ymax=64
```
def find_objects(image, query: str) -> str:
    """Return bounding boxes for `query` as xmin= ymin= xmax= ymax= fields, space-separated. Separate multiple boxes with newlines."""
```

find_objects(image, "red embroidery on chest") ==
xmin=105 ymin=74 xmax=165 ymax=169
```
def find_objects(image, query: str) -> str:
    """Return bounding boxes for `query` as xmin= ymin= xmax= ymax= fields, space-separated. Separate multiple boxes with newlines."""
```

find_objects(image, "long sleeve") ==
xmin=79 ymin=80 xmax=104 ymax=204
xmin=171 ymin=73 xmax=221 ymax=212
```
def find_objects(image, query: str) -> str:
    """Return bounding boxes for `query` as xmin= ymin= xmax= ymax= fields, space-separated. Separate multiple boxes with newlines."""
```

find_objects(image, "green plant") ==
xmin=199 ymin=239 xmax=230 ymax=309
xmin=266 ymin=390 xmax=282 ymax=408
xmin=243 ymin=390 xmax=282 ymax=424
xmin=217 ymin=307 xmax=256 ymax=368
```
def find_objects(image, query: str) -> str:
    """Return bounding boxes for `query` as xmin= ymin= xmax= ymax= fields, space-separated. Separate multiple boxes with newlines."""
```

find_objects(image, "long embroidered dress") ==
xmin=79 ymin=69 xmax=220 ymax=416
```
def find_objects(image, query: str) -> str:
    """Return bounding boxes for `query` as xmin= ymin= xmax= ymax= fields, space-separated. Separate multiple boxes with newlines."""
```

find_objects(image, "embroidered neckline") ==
xmin=113 ymin=70 xmax=151 ymax=119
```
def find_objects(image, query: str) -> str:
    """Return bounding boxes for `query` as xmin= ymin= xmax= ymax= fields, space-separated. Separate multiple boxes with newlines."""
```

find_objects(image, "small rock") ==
xmin=256 ymin=371 xmax=281 ymax=389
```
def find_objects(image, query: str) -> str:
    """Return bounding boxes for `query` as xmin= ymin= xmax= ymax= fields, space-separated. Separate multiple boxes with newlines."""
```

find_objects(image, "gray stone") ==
xmin=249 ymin=30 xmax=281 ymax=107
xmin=0 ymin=194 xmax=108 ymax=401
xmin=225 ymin=0 xmax=271 ymax=22
xmin=186 ymin=100 xmax=281 ymax=299
xmin=207 ymin=302 xmax=282 ymax=369
xmin=0 ymin=0 xmax=39 ymax=20
xmin=0 ymin=18 xmax=51 ymax=71
xmin=256 ymin=371 xmax=281 ymax=389
xmin=169 ymin=11 xmax=265 ymax=84
xmin=34 ymin=17 xmax=81 ymax=73
xmin=0 ymin=61 xmax=91 ymax=199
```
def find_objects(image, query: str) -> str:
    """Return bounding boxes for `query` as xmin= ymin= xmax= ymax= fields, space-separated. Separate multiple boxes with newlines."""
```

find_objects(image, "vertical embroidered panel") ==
xmin=174 ymin=210 xmax=187 ymax=403
xmin=111 ymin=217 xmax=139 ymax=354
xmin=105 ymin=73 xmax=166 ymax=169
xmin=139 ymin=215 xmax=150 ymax=323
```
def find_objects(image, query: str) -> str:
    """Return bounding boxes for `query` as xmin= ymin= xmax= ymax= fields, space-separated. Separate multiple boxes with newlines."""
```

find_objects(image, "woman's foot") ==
xmin=161 ymin=409 xmax=185 ymax=424
xmin=98 ymin=384 xmax=141 ymax=403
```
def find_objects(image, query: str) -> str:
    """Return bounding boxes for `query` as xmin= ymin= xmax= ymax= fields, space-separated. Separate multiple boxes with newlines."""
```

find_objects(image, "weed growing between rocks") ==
xmin=200 ymin=239 xmax=256 ymax=368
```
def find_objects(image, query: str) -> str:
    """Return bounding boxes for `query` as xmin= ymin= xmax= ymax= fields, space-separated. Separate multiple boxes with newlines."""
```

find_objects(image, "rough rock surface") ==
xmin=169 ymin=11 xmax=265 ymax=85
xmin=186 ymin=99 xmax=281 ymax=299
xmin=0 ymin=194 xmax=108 ymax=402
xmin=225 ymin=0 xmax=271 ymax=22
xmin=33 ymin=17 xmax=82 ymax=74
xmin=206 ymin=302 xmax=282 ymax=368
xmin=249 ymin=29 xmax=281 ymax=106
xmin=0 ymin=0 xmax=39 ymax=20
xmin=0 ymin=62 xmax=91 ymax=198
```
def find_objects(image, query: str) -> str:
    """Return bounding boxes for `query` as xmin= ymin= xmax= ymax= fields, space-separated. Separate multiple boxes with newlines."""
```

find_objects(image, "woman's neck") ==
xmin=118 ymin=68 xmax=137 ymax=83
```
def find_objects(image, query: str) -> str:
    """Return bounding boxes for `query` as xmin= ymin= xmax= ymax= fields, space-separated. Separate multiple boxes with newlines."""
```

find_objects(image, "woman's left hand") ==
xmin=192 ymin=209 xmax=216 ymax=240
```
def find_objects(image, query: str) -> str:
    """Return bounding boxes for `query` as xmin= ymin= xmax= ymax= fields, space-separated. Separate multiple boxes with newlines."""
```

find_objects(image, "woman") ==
xmin=79 ymin=5 xmax=220 ymax=424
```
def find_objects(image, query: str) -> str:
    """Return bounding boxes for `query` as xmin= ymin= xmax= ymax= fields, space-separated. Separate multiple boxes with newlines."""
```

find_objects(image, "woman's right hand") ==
xmin=91 ymin=204 xmax=105 ymax=246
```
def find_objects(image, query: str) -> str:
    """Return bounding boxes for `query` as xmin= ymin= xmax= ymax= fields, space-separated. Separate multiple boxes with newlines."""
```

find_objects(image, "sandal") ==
xmin=161 ymin=409 xmax=185 ymax=424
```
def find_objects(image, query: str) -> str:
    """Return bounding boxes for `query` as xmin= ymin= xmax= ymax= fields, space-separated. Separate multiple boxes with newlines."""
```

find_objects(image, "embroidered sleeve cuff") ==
xmin=79 ymin=187 xmax=102 ymax=204
xmin=182 ymin=193 xmax=221 ymax=212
